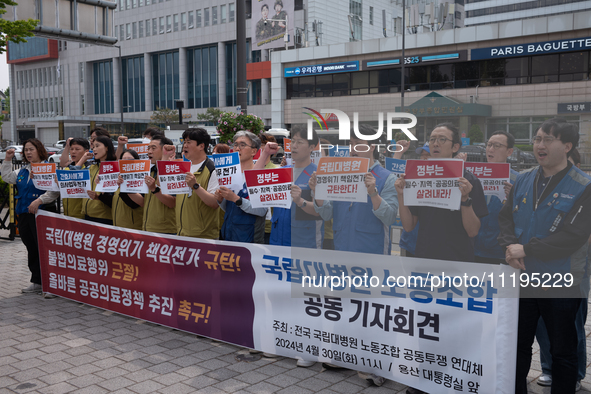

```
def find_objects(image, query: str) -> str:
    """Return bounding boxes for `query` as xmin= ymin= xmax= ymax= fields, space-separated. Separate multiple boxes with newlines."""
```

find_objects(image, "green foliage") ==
xmin=0 ymin=174 xmax=9 ymax=195
xmin=514 ymin=144 xmax=533 ymax=152
xmin=393 ymin=131 xmax=411 ymax=142
xmin=0 ymin=0 xmax=38 ymax=55
xmin=467 ymin=124 xmax=484 ymax=144
xmin=150 ymin=107 xmax=179 ymax=127
xmin=196 ymin=108 xmax=223 ymax=126
xmin=216 ymin=112 xmax=265 ymax=144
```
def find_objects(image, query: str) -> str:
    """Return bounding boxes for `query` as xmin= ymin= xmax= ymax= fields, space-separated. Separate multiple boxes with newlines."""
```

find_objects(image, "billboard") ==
xmin=252 ymin=0 xmax=294 ymax=50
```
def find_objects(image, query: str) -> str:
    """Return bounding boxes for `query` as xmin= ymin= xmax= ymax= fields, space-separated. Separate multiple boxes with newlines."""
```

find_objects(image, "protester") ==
xmin=60 ymin=127 xmax=110 ymax=167
xmin=258 ymin=133 xmax=280 ymax=244
xmin=143 ymin=127 xmax=163 ymax=140
xmin=499 ymin=118 xmax=591 ymax=393
xmin=62 ymin=138 xmax=91 ymax=219
xmin=144 ymin=134 xmax=177 ymax=234
xmin=395 ymin=123 xmax=488 ymax=263
xmin=318 ymin=139 xmax=334 ymax=250
xmin=213 ymin=143 xmax=230 ymax=154
xmin=473 ymin=130 xmax=519 ymax=264
xmin=217 ymin=131 xmax=267 ymax=243
xmin=112 ymin=149 xmax=144 ymax=230
xmin=176 ymin=128 xmax=220 ymax=238
xmin=1 ymin=139 xmax=59 ymax=294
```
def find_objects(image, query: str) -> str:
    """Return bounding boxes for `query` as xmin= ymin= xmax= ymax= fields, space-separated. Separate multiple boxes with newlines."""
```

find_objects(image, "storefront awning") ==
xmin=396 ymin=92 xmax=492 ymax=117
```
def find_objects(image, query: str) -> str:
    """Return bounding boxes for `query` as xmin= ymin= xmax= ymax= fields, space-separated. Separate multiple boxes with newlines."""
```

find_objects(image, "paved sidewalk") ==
xmin=1 ymin=237 xmax=590 ymax=394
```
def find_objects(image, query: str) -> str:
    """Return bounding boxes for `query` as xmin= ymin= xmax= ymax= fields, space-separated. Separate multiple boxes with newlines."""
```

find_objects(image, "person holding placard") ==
xmin=176 ymin=128 xmax=220 ymax=239
xmin=112 ymin=149 xmax=144 ymax=230
xmin=259 ymin=133 xmax=280 ymax=244
xmin=310 ymin=126 xmax=398 ymax=256
xmin=144 ymin=135 xmax=177 ymax=234
xmin=1 ymin=139 xmax=59 ymax=294
xmin=217 ymin=131 xmax=267 ymax=243
xmin=79 ymin=136 xmax=117 ymax=225
xmin=61 ymin=138 xmax=91 ymax=219
xmin=394 ymin=123 xmax=487 ymax=263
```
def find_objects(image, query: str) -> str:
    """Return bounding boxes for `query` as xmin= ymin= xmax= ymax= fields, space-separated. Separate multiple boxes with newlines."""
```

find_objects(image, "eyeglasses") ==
xmin=233 ymin=142 xmax=254 ymax=149
xmin=532 ymin=136 xmax=557 ymax=145
xmin=486 ymin=142 xmax=507 ymax=149
xmin=428 ymin=136 xmax=451 ymax=145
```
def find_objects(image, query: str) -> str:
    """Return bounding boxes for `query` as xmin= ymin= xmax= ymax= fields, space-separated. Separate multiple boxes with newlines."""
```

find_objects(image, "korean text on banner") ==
xmin=157 ymin=161 xmax=191 ymax=195
xmin=244 ymin=167 xmax=293 ymax=209
xmin=119 ymin=159 xmax=150 ymax=193
xmin=310 ymin=145 xmax=322 ymax=166
xmin=31 ymin=163 xmax=59 ymax=191
xmin=403 ymin=159 xmax=464 ymax=210
xmin=385 ymin=158 xmax=406 ymax=178
xmin=212 ymin=152 xmax=243 ymax=193
xmin=283 ymin=138 xmax=292 ymax=166
xmin=56 ymin=169 xmax=91 ymax=199
xmin=465 ymin=162 xmax=510 ymax=201
xmin=315 ymin=157 xmax=369 ymax=203
xmin=95 ymin=161 xmax=120 ymax=193
xmin=328 ymin=146 xmax=350 ymax=157
xmin=127 ymin=143 xmax=150 ymax=160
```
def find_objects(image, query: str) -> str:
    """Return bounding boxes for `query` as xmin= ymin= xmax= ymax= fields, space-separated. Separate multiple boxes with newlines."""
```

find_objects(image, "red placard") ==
xmin=404 ymin=159 xmax=464 ymax=180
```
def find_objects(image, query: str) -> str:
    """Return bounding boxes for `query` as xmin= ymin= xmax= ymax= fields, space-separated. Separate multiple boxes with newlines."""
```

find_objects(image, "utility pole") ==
xmin=236 ymin=0 xmax=248 ymax=114
xmin=400 ymin=0 xmax=405 ymax=113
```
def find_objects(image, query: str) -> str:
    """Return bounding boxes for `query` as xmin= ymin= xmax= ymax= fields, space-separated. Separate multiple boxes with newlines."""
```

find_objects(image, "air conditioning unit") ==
xmin=469 ymin=95 xmax=478 ymax=103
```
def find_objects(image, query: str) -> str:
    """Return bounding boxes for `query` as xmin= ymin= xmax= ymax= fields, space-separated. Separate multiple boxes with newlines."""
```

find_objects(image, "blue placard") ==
xmin=461 ymin=137 xmax=470 ymax=146
xmin=56 ymin=169 xmax=90 ymax=182
xmin=284 ymin=61 xmax=359 ymax=78
xmin=471 ymin=36 xmax=591 ymax=60
xmin=328 ymin=146 xmax=350 ymax=157
xmin=385 ymin=158 xmax=406 ymax=175
xmin=211 ymin=152 xmax=240 ymax=167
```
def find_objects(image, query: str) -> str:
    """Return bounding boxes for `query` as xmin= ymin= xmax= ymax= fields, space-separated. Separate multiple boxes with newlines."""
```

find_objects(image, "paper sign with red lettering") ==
xmin=212 ymin=153 xmax=243 ymax=193
xmin=244 ymin=168 xmax=293 ymax=209
xmin=127 ymin=143 xmax=150 ymax=160
xmin=157 ymin=161 xmax=192 ymax=195
xmin=56 ymin=169 xmax=91 ymax=198
xmin=465 ymin=162 xmax=510 ymax=201
xmin=315 ymin=157 xmax=370 ymax=203
xmin=283 ymin=138 xmax=292 ymax=166
xmin=95 ymin=161 xmax=120 ymax=193
xmin=310 ymin=145 xmax=322 ymax=166
xmin=119 ymin=159 xmax=150 ymax=193
xmin=403 ymin=159 xmax=464 ymax=210
xmin=31 ymin=163 xmax=59 ymax=191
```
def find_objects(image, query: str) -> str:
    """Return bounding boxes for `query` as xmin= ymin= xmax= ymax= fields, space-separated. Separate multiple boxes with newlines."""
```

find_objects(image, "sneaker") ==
xmin=296 ymin=359 xmax=315 ymax=367
xmin=537 ymin=374 xmax=552 ymax=387
xmin=43 ymin=293 xmax=57 ymax=299
xmin=358 ymin=372 xmax=385 ymax=387
xmin=22 ymin=283 xmax=42 ymax=293
xmin=576 ymin=380 xmax=582 ymax=392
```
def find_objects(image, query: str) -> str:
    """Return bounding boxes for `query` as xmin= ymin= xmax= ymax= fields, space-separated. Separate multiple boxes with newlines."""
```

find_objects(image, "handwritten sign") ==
xmin=119 ymin=159 xmax=150 ymax=193
xmin=31 ymin=163 xmax=59 ymax=191
xmin=403 ymin=159 xmax=464 ymax=210
xmin=465 ymin=162 xmax=510 ymax=201
xmin=211 ymin=152 xmax=243 ymax=193
xmin=127 ymin=143 xmax=150 ymax=160
xmin=95 ymin=161 xmax=120 ymax=193
xmin=157 ymin=160 xmax=192 ymax=195
xmin=244 ymin=168 xmax=293 ymax=209
xmin=56 ymin=169 xmax=91 ymax=199
xmin=315 ymin=157 xmax=369 ymax=203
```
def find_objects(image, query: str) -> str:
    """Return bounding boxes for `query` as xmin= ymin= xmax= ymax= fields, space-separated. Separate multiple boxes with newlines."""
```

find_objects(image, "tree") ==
xmin=196 ymin=107 xmax=223 ymax=126
xmin=150 ymin=107 xmax=178 ymax=127
xmin=3 ymin=87 xmax=10 ymax=115
xmin=0 ymin=0 xmax=38 ymax=55
xmin=468 ymin=124 xmax=484 ymax=144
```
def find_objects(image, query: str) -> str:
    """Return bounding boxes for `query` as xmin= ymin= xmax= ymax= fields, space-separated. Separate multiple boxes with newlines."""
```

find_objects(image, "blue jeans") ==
xmin=516 ymin=297 xmax=581 ymax=394
xmin=536 ymin=298 xmax=588 ymax=381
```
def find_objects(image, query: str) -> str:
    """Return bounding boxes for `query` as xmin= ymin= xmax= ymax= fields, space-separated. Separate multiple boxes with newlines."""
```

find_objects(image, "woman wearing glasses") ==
xmin=216 ymin=131 xmax=268 ymax=243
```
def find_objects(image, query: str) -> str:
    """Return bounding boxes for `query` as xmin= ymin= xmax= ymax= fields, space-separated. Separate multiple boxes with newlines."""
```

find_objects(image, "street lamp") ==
xmin=114 ymin=45 xmax=124 ymax=135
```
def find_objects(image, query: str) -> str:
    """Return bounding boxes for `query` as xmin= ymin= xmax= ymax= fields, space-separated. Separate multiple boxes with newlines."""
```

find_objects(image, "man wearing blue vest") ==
xmin=474 ymin=130 xmax=519 ymax=264
xmin=310 ymin=125 xmax=398 ymax=255
xmin=499 ymin=118 xmax=591 ymax=394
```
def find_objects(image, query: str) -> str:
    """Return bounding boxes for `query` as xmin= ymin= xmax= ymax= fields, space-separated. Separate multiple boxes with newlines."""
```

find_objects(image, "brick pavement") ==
xmin=1 ymin=235 xmax=590 ymax=394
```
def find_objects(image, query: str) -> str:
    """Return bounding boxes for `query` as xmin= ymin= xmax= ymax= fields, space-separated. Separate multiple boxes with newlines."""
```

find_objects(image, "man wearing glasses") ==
xmin=474 ymin=130 xmax=519 ymax=264
xmin=499 ymin=118 xmax=591 ymax=393
xmin=394 ymin=123 xmax=488 ymax=263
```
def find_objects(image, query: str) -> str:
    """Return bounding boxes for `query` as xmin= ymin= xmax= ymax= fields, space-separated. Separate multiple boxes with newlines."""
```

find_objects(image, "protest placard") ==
xmin=385 ymin=157 xmax=406 ymax=178
xmin=464 ymin=162 xmax=511 ymax=201
xmin=31 ymin=163 xmax=59 ymax=191
xmin=157 ymin=160 xmax=192 ymax=195
xmin=283 ymin=138 xmax=292 ymax=165
xmin=95 ymin=161 xmax=120 ymax=193
xmin=244 ymin=167 xmax=292 ymax=209
xmin=211 ymin=152 xmax=243 ymax=193
xmin=310 ymin=145 xmax=322 ymax=166
xmin=315 ymin=157 xmax=369 ymax=203
xmin=403 ymin=159 xmax=464 ymax=210
xmin=56 ymin=169 xmax=91 ymax=198
xmin=119 ymin=159 xmax=150 ymax=193
xmin=328 ymin=146 xmax=350 ymax=157
xmin=127 ymin=143 xmax=150 ymax=160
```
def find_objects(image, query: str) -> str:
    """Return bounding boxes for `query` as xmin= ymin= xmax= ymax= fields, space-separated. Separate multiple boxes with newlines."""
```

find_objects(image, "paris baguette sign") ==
xmin=471 ymin=36 xmax=591 ymax=60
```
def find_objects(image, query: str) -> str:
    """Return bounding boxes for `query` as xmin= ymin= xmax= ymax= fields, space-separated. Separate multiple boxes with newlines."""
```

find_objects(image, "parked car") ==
xmin=55 ymin=140 xmax=67 ymax=149
xmin=458 ymin=145 xmax=486 ymax=162
xmin=508 ymin=148 xmax=537 ymax=164
xmin=48 ymin=149 xmax=64 ymax=163
xmin=0 ymin=145 xmax=24 ymax=163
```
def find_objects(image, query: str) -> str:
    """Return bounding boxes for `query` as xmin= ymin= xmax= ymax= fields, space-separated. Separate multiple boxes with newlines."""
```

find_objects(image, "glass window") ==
xmin=351 ymin=71 xmax=369 ymax=95
xmin=531 ymin=54 xmax=559 ymax=83
xmin=221 ymin=5 xmax=226 ymax=23
xmin=166 ymin=15 xmax=172 ymax=32
xmin=44 ymin=68 xmax=48 ymax=86
xmin=152 ymin=51 xmax=179 ymax=110
xmin=299 ymin=76 xmax=314 ymax=97
xmin=132 ymin=22 xmax=137 ymax=39
xmin=315 ymin=75 xmax=332 ymax=97
xmin=212 ymin=6 xmax=218 ymax=25
xmin=181 ymin=12 xmax=187 ymax=30
xmin=159 ymin=17 xmax=165 ymax=34
xmin=132 ymin=0 xmax=136 ymax=7
xmin=120 ymin=24 xmax=125 ymax=40
xmin=139 ymin=20 xmax=144 ymax=38
xmin=196 ymin=10 xmax=202 ymax=27
xmin=122 ymin=55 xmax=146 ymax=113
xmin=369 ymin=6 xmax=374 ymax=25
xmin=174 ymin=14 xmax=179 ymax=32
xmin=126 ymin=0 xmax=130 ymax=9
xmin=79 ymin=63 xmax=84 ymax=83
xmin=80 ymin=95 xmax=85 ymax=115
xmin=332 ymin=73 xmax=350 ymax=96
xmin=559 ymin=52 xmax=589 ymax=82
xmin=139 ymin=0 xmax=143 ymax=5
xmin=188 ymin=46 xmax=218 ymax=109
xmin=153 ymin=18 xmax=158 ymax=36
xmin=93 ymin=60 xmax=114 ymax=114
xmin=229 ymin=3 xmax=235 ymax=21
xmin=188 ymin=11 xmax=194 ymax=28
xmin=505 ymin=57 xmax=529 ymax=85
xmin=120 ymin=0 xmax=124 ymax=11
xmin=126 ymin=23 xmax=131 ymax=39
xmin=204 ymin=8 xmax=209 ymax=26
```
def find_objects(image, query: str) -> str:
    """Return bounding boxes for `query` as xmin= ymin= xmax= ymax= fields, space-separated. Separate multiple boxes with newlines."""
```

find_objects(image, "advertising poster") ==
xmin=252 ymin=0 xmax=294 ymax=50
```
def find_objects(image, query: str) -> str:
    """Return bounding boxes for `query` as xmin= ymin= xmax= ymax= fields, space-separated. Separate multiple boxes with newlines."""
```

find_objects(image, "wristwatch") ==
xmin=235 ymin=197 xmax=243 ymax=206
xmin=192 ymin=183 xmax=200 ymax=190
xmin=368 ymin=188 xmax=379 ymax=197
xmin=152 ymin=187 xmax=161 ymax=194
xmin=299 ymin=200 xmax=307 ymax=208
xmin=461 ymin=197 xmax=472 ymax=207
